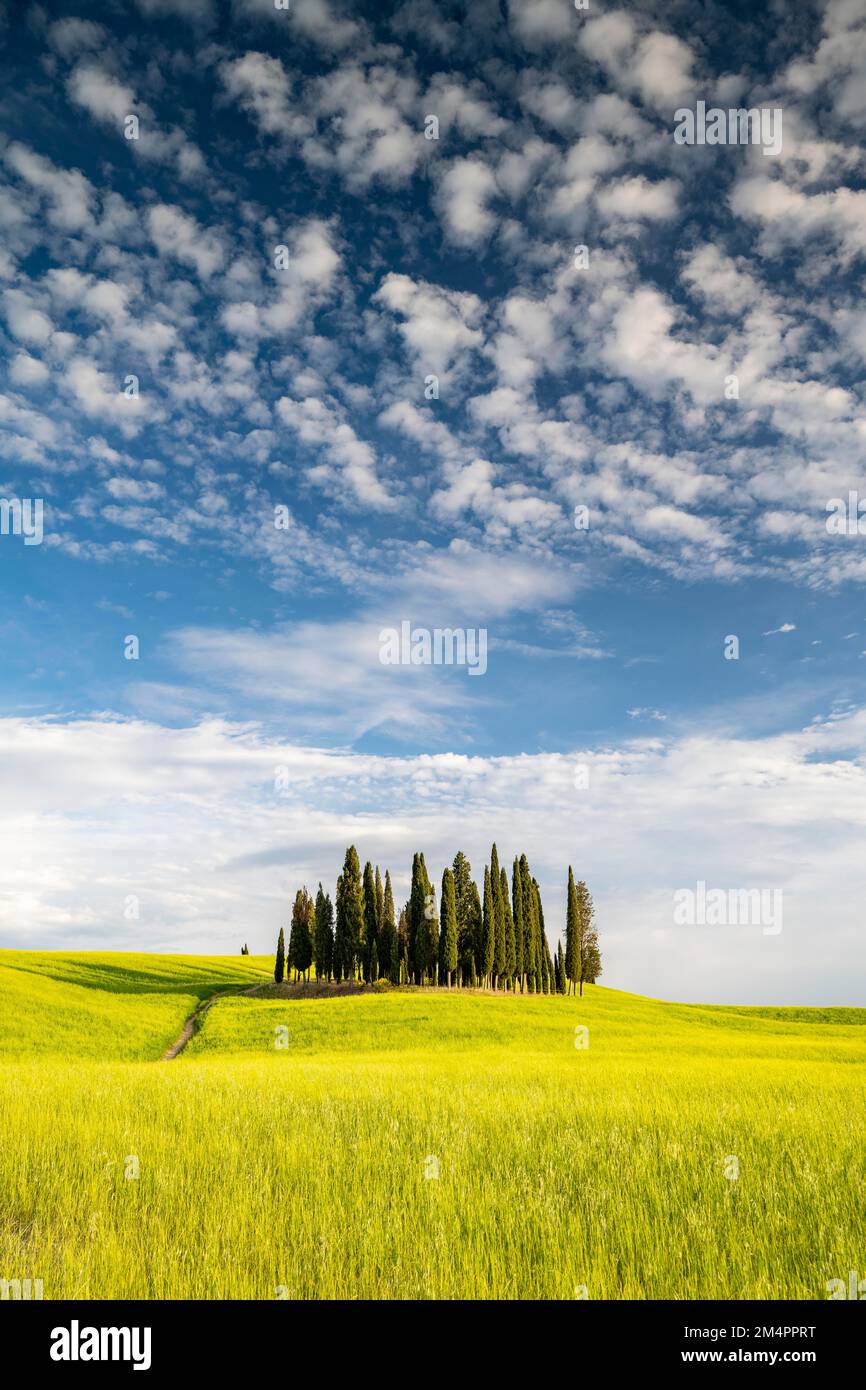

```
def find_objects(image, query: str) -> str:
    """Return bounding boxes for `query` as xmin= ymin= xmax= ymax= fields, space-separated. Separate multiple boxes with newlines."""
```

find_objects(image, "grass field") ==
xmin=0 ymin=950 xmax=863 ymax=1300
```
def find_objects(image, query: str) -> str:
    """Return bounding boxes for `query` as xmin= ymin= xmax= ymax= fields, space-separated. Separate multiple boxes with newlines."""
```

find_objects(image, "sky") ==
xmin=1 ymin=0 xmax=865 ymax=1002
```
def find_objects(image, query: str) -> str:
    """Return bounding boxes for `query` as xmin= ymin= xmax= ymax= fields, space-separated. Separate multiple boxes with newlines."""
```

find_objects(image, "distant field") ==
xmin=0 ymin=951 xmax=863 ymax=1299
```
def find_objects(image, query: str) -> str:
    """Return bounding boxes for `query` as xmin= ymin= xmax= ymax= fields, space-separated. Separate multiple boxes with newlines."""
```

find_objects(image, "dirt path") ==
xmin=161 ymin=986 xmax=255 ymax=1061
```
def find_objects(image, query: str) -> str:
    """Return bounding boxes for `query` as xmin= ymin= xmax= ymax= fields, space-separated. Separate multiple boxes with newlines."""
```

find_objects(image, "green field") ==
xmin=0 ymin=950 xmax=863 ymax=1300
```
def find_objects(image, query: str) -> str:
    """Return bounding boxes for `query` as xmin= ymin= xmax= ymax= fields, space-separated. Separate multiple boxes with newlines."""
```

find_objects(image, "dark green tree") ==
xmin=565 ymin=865 xmax=579 ymax=995
xmin=380 ymin=869 xmax=397 ymax=982
xmin=557 ymin=939 xmax=567 ymax=994
xmin=501 ymin=866 xmax=515 ymax=990
xmin=439 ymin=866 xmax=458 ymax=988
xmin=314 ymin=884 xmax=335 ymax=982
xmin=335 ymin=846 xmax=364 ymax=982
xmin=452 ymin=851 xmax=473 ymax=986
xmin=481 ymin=865 xmax=495 ymax=989
xmin=491 ymin=843 xmax=505 ymax=990
xmin=512 ymin=857 xmax=525 ymax=993
xmin=467 ymin=878 xmax=483 ymax=986
xmin=519 ymin=856 xmax=539 ymax=992
xmin=362 ymin=860 xmax=378 ymax=983
xmin=409 ymin=852 xmax=436 ymax=984
xmin=289 ymin=887 xmax=314 ymax=981
xmin=274 ymin=925 xmax=285 ymax=984
xmin=397 ymin=905 xmax=410 ymax=983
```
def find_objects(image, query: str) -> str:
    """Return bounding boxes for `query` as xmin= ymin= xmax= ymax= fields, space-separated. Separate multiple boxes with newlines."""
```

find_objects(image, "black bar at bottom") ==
xmin=1 ymin=1298 xmax=859 ymax=1375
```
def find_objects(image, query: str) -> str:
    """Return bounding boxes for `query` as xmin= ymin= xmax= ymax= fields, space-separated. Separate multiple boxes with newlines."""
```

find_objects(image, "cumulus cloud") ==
xmin=3 ymin=708 xmax=865 ymax=1003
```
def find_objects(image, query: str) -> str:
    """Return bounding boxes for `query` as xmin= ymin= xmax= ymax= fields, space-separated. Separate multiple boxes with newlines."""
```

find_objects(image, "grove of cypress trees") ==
xmin=439 ymin=866 xmax=458 ymax=988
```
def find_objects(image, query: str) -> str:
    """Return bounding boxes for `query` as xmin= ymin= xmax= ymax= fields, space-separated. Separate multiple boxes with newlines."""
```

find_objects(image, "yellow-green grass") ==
xmin=0 ymin=952 xmax=863 ymax=1300
xmin=0 ymin=951 xmax=272 ymax=1060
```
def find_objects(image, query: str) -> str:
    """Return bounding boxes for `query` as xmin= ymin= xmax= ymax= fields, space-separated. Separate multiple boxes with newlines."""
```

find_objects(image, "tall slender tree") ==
xmin=512 ymin=857 xmax=525 ymax=992
xmin=519 ymin=856 xmax=539 ymax=992
xmin=467 ymin=879 xmax=483 ymax=986
xmin=452 ymin=851 xmax=473 ymax=987
xmin=501 ymin=866 xmax=516 ymax=990
xmin=439 ymin=866 xmax=458 ymax=988
xmin=362 ymin=860 xmax=378 ymax=983
xmin=289 ymin=887 xmax=314 ymax=981
xmin=397 ymin=905 xmax=410 ymax=984
xmin=274 ymin=925 xmax=285 ymax=984
xmin=481 ymin=866 xmax=495 ymax=989
xmin=556 ymin=939 xmax=567 ymax=994
xmin=335 ymin=846 xmax=364 ymax=982
xmin=381 ymin=869 xmax=397 ymax=982
xmin=491 ymin=843 xmax=505 ymax=990
xmin=565 ymin=866 xmax=579 ymax=995
xmin=314 ymin=884 xmax=334 ymax=982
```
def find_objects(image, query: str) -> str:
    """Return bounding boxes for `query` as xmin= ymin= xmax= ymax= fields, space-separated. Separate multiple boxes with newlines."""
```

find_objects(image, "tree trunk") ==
xmin=579 ymin=978 xmax=584 ymax=997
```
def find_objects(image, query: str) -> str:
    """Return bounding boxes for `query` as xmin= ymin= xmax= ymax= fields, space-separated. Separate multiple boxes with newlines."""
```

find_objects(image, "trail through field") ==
xmin=161 ymin=984 xmax=261 ymax=1060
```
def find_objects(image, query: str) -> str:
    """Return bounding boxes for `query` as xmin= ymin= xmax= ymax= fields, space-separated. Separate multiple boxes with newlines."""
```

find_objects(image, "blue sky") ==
xmin=1 ymin=0 xmax=865 ymax=1002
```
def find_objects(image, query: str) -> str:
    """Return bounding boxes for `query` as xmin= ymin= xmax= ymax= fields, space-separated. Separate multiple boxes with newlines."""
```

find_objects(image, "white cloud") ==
xmin=3 ymin=708 xmax=865 ymax=1003
xmin=147 ymin=203 xmax=225 ymax=279
xmin=435 ymin=157 xmax=498 ymax=246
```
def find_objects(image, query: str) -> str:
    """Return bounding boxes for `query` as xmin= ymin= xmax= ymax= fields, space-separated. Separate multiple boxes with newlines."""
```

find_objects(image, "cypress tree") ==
xmin=409 ymin=852 xmax=435 ymax=984
xmin=362 ymin=860 xmax=377 ymax=983
xmin=398 ymin=905 xmax=409 ymax=983
xmin=519 ymin=856 xmax=539 ymax=991
xmin=576 ymin=880 xmax=600 ymax=995
xmin=491 ymin=843 xmax=505 ymax=990
xmin=535 ymin=879 xmax=552 ymax=994
xmin=501 ymin=866 xmax=516 ymax=990
xmin=381 ymin=869 xmax=397 ymax=982
xmin=512 ymin=857 xmax=525 ymax=993
xmin=439 ymin=867 xmax=458 ymax=988
xmin=557 ymin=939 xmax=567 ymax=994
xmin=375 ymin=866 xmax=384 ymax=937
xmin=274 ymin=925 xmax=285 ymax=984
xmin=336 ymin=847 xmax=364 ymax=982
xmin=452 ymin=851 xmax=473 ymax=987
xmin=467 ymin=879 xmax=483 ymax=986
xmin=370 ymin=938 xmax=379 ymax=983
xmin=420 ymin=871 xmax=439 ymax=985
xmin=565 ymin=866 xmax=579 ymax=995
xmin=481 ymin=866 xmax=495 ymax=989
xmin=290 ymin=888 xmax=314 ymax=981
xmin=314 ymin=884 xmax=334 ymax=982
